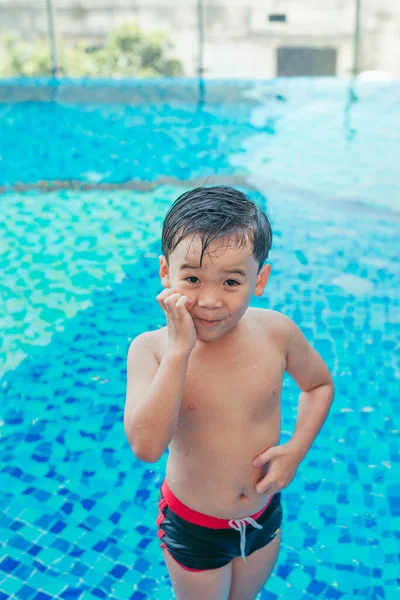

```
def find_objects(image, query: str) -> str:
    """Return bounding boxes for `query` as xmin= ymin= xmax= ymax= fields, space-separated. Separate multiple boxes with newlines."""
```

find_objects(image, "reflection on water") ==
xmin=344 ymin=82 xmax=358 ymax=141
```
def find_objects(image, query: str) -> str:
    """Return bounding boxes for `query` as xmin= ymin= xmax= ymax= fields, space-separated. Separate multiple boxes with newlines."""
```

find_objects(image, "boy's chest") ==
xmin=180 ymin=341 xmax=286 ymax=424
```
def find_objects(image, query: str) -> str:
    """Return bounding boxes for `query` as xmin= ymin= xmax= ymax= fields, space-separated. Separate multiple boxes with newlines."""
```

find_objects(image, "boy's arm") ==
xmin=282 ymin=315 xmax=335 ymax=462
xmin=124 ymin=334 xmax=190 ymax=463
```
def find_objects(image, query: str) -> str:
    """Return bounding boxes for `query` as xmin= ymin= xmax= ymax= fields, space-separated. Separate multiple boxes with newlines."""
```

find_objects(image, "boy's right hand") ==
xmin=156 ymin=289 xmax=197 ymax=354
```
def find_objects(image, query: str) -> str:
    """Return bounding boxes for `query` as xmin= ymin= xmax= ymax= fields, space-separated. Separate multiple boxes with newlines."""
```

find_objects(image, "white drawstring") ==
xmin=228 ymin=517 xmax=263 ymax=563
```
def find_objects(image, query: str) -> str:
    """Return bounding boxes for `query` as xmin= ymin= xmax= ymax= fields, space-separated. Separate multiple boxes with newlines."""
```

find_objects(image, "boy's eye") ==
xmin=185 ymin=277 xmax=239 ymax=287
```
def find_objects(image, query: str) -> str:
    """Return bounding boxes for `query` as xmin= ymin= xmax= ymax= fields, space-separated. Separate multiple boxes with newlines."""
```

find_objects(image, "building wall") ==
xmin=0 ymin=0 xmax=399 ymax=78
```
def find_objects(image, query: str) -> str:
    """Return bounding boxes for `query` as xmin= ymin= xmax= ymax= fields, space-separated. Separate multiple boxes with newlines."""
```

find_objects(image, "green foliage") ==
xmin=0 ymin=21 xmax=184 ymax=77
xmin=0 ymin=33 xmax=54 ymax=76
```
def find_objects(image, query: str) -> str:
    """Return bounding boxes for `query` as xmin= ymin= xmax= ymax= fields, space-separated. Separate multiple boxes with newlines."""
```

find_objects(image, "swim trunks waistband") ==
xmin=160 ymin=479 xmax=273 ymax=530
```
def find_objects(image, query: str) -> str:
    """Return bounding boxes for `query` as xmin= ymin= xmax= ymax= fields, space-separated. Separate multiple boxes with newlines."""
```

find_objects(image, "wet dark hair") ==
xmin=161 ymin=186 xmax=273 ymax=272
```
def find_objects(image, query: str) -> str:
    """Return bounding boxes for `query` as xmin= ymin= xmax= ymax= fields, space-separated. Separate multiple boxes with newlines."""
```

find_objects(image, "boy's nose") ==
xmin=197 ymin=295 xmax=223 ymax=309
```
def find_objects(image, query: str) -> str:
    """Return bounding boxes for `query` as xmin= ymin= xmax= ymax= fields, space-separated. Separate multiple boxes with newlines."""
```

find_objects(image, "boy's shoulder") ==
xmin=248 ymin=306 xmax=294 ymax=331
xmin=247 ymin=307 xmax=296 ymax=350
xmin=129 ymin=328 xmax=165 ymax=347
xmin=128 ymin=327 xmax=167 ymax=362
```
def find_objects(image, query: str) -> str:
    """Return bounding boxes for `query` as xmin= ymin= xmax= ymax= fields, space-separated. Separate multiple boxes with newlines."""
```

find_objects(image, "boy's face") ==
xmin=159 ymin=234 xmax=271 ymax=342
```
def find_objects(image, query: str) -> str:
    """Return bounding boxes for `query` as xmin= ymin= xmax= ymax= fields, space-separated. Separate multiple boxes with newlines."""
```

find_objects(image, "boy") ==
xmin=124 ymin=186 xmax=335 ymax=600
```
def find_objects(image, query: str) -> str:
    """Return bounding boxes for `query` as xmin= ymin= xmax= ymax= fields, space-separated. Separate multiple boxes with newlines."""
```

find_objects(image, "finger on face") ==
xmin=175 ymin=295 xmax=189 ymax=308
xmin=156 ymin=290 xmax=194 ymax=313
xmin=156 ymin=289 xmax=177 ymax=301
xmin=156 ymin=290 xmax=180 ymax=309
xmin=164 ymin=293 xmax=181 ymax=306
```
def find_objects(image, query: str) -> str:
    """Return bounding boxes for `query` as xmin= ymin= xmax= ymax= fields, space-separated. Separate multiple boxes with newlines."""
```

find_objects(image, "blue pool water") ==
xmin=0 ymin=79 xmax=399 ymax=600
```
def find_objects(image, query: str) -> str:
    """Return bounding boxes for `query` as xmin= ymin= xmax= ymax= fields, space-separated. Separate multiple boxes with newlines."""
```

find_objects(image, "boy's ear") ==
xmin=254 ymin=263 xmax=271 ymax=297
xmin=159 ymin=255 xmax=171 ymax=289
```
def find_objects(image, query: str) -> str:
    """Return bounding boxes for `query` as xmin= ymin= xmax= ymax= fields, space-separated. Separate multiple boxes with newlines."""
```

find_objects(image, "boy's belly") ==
xmin=165 ymin=417 xmax=281 ymax=519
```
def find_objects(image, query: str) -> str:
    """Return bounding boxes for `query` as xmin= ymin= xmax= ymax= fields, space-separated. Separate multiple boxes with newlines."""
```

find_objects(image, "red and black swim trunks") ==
xmin=156 ymin=478 xmax=282 ymax=572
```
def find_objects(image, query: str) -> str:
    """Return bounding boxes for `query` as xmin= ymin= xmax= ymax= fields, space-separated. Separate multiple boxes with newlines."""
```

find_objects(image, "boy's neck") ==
xmin=195 ymin=313 xmax=248 ymax=352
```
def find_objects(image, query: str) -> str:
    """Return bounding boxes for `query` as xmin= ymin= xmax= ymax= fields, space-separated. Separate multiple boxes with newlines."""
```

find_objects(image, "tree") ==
xmin=0 ymin=21 xmax=184 ymax=77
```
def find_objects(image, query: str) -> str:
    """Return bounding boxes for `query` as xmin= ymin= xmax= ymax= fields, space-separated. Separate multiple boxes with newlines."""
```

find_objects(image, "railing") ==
xmin=0 ymin=1 xmax=398 ymax=80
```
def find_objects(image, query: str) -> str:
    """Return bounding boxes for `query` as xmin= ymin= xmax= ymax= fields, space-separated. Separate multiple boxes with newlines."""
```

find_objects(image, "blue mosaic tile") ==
xmin=0 ymin=557 xmax=19 ymax=574
xmin=371 ymin=587 xmax=385 ymax=599
xmin=325 ymin=587 xmax=345 ymax=599
xmin=1 ymin=80 xmax=399 ymax=600
xmin=61 ymin=590 xmax=86 ymax=600
xmin=260 ymin=592 xmax=278 ymax=600
xmin=15 ymin=586 xmax=36 ymax=600
xmin=134 ymin=558 xmax=151 ymax=575
xmin=387 ymin=484 xmax=400 ymax=516
xmin=307 ymin=580 xmax=327 ymax=595
xmin=90 ymin=590 xmax=107 ymax=600
xmin=131 ymin=592 xmax=147 ymax=600
xmin=138 ymin=577 xmax=157 ymax=593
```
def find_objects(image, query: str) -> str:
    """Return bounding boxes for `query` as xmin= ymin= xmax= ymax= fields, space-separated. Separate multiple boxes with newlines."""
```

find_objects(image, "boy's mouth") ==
xmin=195 ymin=317 xmax=222 ymax=328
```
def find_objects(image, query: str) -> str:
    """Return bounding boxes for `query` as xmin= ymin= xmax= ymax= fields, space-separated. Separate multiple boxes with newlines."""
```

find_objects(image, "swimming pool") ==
xmin=0 ymin=79 xmax=399 ymax=600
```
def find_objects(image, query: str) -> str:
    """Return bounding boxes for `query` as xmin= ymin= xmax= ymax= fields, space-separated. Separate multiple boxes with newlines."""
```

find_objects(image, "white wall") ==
xmin=0 ymin=0 xmax=399 ymax=78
